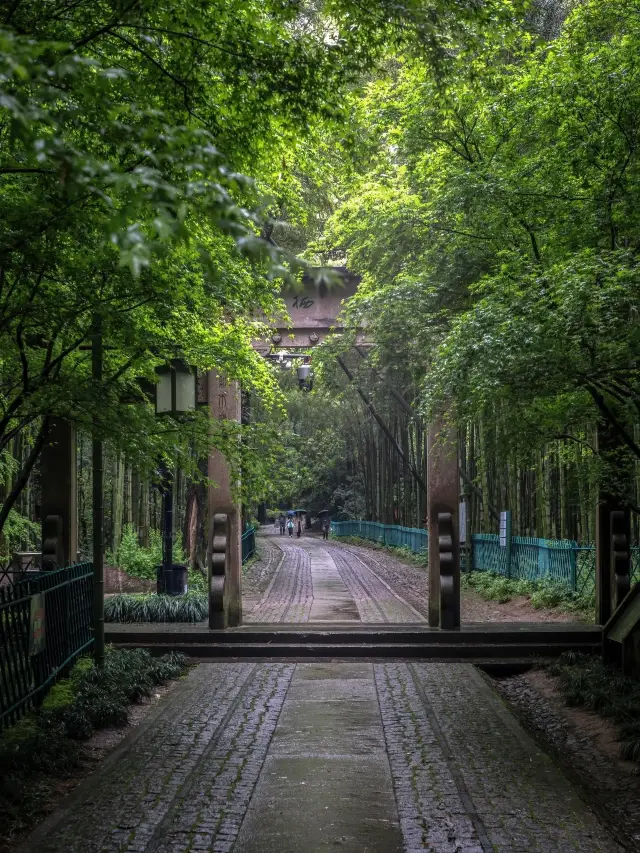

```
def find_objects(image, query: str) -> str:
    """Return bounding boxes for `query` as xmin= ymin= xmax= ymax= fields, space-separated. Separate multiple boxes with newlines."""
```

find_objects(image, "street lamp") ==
xmin=154 ymin=359 xmax=196 ymax=595
xmin=297 ymin=362 xmax=313 ymax=392
xmin=155 ymin=360 xmax=197 ymax=416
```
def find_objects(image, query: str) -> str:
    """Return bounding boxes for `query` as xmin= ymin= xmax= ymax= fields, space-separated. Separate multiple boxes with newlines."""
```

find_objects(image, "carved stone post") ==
xmin=207 ymin=372 xmax=242 ymax=629
xmin=427 ymin=416 xmax=460 ymax=629
xmin=40 ymin=419 xmax=78 ymax=567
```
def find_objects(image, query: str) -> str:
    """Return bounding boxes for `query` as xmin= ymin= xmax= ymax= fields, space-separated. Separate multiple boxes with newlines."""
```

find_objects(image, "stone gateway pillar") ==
xmin=427 ymin=416 xmax=461 ymax=629
xmin=207 ymin=372 xmax=242 ymax=629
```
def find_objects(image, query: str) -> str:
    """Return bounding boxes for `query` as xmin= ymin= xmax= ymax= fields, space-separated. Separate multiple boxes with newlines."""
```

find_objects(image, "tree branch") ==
xmin=587 ymin=386 xmax=640 ymax=460
xmin=0 ymin=416 xmax=50 ymax=538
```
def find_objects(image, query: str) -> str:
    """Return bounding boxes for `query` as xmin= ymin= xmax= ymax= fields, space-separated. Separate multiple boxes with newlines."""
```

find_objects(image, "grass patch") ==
xmin=461 ymin=571 xmax=594 ymax=620
xmin=549 ymin=652 xmax=640 ymax=763
xmin=104 ymin=591 xmax=208 ymax=623
xmin=0 ymin=647 xmax=187 ymax=845
xmin=335 ymin=535 xmax=428 ymax=568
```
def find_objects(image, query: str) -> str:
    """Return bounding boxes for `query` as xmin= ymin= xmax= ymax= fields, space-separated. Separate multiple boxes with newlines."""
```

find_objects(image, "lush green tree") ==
xmin=0 ymin=0 xmax=553 ymax=541
xmin=312 ymin=0 xmax=640 ymax=509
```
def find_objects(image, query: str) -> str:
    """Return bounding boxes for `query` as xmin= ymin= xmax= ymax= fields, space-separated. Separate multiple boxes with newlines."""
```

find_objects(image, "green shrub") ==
xmin=461 ymin=571 xmax=594 ymax=618
xmin=0 ymin=648 xmax=188 ymax=841
xmin=104 ymin=592 xmax=208 ymax=623
xmin=187 ymin=568 xmax=207 ymax=593
xmin=107 ymin=525 xmax=185 ymax=580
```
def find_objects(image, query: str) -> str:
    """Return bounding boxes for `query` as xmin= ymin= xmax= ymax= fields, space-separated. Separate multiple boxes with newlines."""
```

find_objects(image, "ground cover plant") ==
xmin=549 ymin=653 xmax=640 ymax=763
xmin=104 ymin=592 xmax=208 ymax=623
xmin=461 ymin=571 xmax=594 ymax=621
xmin=0 ymin=647 xmax=187 ymax=847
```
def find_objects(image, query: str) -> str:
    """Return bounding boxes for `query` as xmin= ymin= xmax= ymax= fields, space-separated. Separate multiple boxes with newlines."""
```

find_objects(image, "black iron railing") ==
xmin=0 ymin=562 xmax=94 ymax=729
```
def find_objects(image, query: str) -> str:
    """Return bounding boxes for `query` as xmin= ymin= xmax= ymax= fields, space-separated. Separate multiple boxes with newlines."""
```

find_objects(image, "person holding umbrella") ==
xmin=320 ymin=510 xmax=331 ymax=540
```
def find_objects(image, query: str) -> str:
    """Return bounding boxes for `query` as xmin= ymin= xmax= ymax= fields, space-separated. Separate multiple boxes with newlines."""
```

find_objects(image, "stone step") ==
xmin=106 ymin=625 xmax=602 ymax=646
xmin=111 ymin=640 xmax=601 ymax=660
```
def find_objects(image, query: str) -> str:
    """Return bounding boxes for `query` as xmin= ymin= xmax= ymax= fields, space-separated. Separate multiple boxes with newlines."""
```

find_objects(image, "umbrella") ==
xmin=318 ymin=509 xmax=330 ymax=516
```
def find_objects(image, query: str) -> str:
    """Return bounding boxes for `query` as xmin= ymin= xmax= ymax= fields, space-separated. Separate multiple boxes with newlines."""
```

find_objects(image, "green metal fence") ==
xmin=471 ymin=534 xmax=640 ymax=594
xmin=0 ymin=562 xmax=94 ymax=730
xmin=332 ymin=521 xmax=640 ymax=595
xmin=332 ymin=521 xmax=428 ymax=556
xmin=242 ymin=526 xmax=256 ymax=563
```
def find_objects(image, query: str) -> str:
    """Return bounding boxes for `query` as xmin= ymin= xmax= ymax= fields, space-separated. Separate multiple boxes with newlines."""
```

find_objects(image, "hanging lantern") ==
xmin=297 ymin=362 xmax=313 ymax=391
xmin=155 ymin=360 xmax=197 ymax=416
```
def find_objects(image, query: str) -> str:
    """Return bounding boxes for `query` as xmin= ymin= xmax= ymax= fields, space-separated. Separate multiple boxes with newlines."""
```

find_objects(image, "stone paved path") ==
xmin=245 ymin=534 xmax=423 ymax=624
xmin=25 ymin=661 xmax=621 ymax=853
xmin=27 ymin=537 xmax=621 ymax=852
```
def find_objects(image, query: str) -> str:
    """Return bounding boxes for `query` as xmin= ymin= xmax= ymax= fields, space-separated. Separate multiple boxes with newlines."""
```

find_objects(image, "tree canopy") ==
xmin=302 ymin=0 xmax=640 ymax=504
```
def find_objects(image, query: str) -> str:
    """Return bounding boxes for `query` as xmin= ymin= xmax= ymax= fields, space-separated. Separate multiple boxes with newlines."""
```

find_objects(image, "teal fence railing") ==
xmin=472 ymin=534 xmax=640 ymax=595
xmin=0 ymin=562 xmax=94 ymax=730
xmin=332 ymin=521 xmax=427 ymax=556
xmin=331 ymin=522 xmax=640 ymax=595
xmin=242 ymin=526 xmax=256 ymax=563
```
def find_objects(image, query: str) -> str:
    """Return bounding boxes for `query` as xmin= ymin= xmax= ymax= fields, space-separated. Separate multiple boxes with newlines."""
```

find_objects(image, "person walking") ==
xmin=287 ymin=517 xmax=294 ymax=537
xmin=296 ymin=517 xmax=302 ymax=538
xmin=279 ymin=514 xmax=286 ymax=535
xmin=322 ymin=515 xmax=331 ymax=540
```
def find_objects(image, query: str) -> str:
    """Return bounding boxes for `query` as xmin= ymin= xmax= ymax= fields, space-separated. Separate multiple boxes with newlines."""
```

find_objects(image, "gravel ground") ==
xmin=242 ymin=535 xmax=283 ymax=598
xmin=327 ymin=537 xmax=582 ymax=623
xmin=492 ymin=670 xmax=640 ymax=852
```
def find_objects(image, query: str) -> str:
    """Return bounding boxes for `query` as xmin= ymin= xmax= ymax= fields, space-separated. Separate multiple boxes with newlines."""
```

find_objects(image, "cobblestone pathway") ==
xmin=246 ymin=533 xmax=422 ymax=624
xmin=26 ymin=661 xmax=620 ymax=853
xmin=244 ymin=539 xmax=313 ymax=623
xmin=26 ymin=537 xmax=621 ymax=852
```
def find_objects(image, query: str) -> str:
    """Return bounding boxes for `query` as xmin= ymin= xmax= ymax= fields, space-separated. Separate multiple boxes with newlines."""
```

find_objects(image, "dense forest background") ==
xmin=265 ymin=0 xmax=640 ymax=545
xmin=2 ymin=0 xmax=640 ymax=563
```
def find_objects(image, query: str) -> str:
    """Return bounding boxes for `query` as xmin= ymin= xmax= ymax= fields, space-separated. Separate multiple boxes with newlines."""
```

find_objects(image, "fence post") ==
xmin=570 ymin=545 xmax=577 ymax=593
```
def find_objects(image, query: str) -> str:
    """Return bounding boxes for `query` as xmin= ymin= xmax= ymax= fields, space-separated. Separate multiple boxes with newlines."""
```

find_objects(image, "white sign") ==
xmin=459 ymin=501 xmax=467 ymax=544
xmin=499 ymin=511 xmax=510 ymax=547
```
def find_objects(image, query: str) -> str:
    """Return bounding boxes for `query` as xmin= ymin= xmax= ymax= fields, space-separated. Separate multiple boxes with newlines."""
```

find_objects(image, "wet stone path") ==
xmin=25 ymin=536 xmax=622 ymax=853
xmin=244 ymin=533 xmax=423 ymax=624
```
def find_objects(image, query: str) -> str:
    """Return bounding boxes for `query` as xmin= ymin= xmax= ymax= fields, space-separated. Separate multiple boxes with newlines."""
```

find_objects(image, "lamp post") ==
xmin=155 ymin=360 xmax=197 ymax=595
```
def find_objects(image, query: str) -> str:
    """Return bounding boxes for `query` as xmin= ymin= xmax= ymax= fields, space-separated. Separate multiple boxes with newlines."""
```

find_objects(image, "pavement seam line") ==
xmin=407 ymin=662 xmax=494 ymax=853
xmin=143 ymin=662 xmax=260 ymax=853
xmin=232 ymin=661 xmax=299 ymax=842
xmin=330 ymin=542 xmax=426 ymax=622
xmin=371 ymin=661 xmax=405 ymax=845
